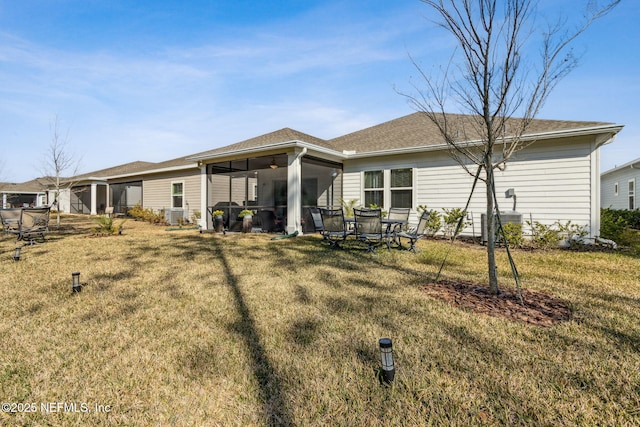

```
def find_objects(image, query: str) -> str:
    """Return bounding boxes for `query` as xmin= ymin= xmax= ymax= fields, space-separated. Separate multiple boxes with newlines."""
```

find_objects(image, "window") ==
xmin=172 ymin=182 xmax=184 ymax=208
xmin=364 ymin=168 xmax=414 ymax=209
xmin=391 ymin=168 xmax=413 ymax=208
xmin=614 ymin=182 xmax=618 ymax=196
xmin=629 ymin=179 xmax=635 ymax=210
xmin=364 ymin=171 xmax=384 ymax=206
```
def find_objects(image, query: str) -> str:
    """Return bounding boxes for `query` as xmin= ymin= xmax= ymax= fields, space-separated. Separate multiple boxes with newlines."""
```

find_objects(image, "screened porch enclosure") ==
xmin=206 ymin=154 xmax=342 ymax=232
xmin=110 ymin=181 xmax=142 ymax=215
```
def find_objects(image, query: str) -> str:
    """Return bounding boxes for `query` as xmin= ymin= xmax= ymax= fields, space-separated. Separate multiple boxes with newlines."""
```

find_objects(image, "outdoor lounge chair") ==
xmin=354 ymin=208 xmax=385 ymax=253
xmin=320 ymin=208 xmax=353 ymax=248
xmin=16 ymin=207 xmax=50 ymax=244
xmin=397 ymin=210 xmax=432 ymax=252
xmin=0 ymin=208 xmax=22 ymax=234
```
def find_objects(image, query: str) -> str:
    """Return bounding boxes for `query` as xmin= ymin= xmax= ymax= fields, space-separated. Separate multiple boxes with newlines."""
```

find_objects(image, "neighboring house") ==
xmin=601 ymin=157 xmax=640 ymax=210
xmin=0 ymin=178 xmax=48 ymax=208
xmin=57 ymin=158 xmax=201 ymax=219
xmin=2 ymin=112 xmax=623 ymax=236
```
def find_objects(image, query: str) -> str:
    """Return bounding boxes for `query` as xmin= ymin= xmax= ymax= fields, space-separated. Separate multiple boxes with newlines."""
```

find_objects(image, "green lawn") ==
xmin=1 ymin=215 xmax=639 ymax=426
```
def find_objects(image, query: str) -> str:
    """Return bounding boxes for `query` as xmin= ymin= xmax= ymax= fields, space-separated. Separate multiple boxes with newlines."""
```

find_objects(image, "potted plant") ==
xmin=212 ymin=209 xmax=224 ymax=233
xmin=239 ymin=209 xmax=254 ymax=233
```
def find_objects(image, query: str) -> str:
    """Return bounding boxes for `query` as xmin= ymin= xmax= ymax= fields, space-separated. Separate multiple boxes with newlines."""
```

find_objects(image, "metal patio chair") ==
xmin=354 ymin=207 xmax=385 ymax=253
xmin=397 ymin=210 xmax=432 ymax=252
xmin=16 ymin=207 xmax=51 ymax=244
xmin=320 ymin=208 xmax=353 ymax=248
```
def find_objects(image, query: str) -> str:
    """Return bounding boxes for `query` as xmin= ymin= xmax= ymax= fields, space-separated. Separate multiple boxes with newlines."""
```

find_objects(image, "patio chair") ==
xmin=308 ymin=208 xmax=324 ymax=234
xmin=258 ymin=209 xmax=283 ymax=233
xmin=320 ymin=208 xmax=353 ymax=248
xmin=17 ymin=207 xmax=50 ymax=244
xmin=386 ymin=207 xmax=411 ymax=246
xmin=397 ymin=210 xmax=432 ymax=252
xmin=0 ymin=208 xmax=22 ymax=234
xmin=354 ymin=208 xmax=385 ymax=253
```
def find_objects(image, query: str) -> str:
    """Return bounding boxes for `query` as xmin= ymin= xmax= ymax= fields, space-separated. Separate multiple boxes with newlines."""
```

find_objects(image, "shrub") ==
xmin=500 ymin=222 xmax=524 ymax=248
xmin=93 ymin=215 xmax=126 ymax=235
xmin=557 ymin=220 xmax=589 ymax=249
xmin=367 ymin=203 xmax=387 ymax=218
xmin=527 ymin=221 xmax=561 ymax=250
xmin=600 ymin=208 xmax=630 ymax=243
xmin=128 ymin=204 xmax=166 ymax=225
xmin=339 ymin=198 xmax=359 ymax=218
xmin=618 ymin=228 xmax=640 ymax=254
xmin=441 ymin=208 xmax=468 ymax=239
xmin=416 ymin=205 xmax=441 ymax=237
xmin=424 ymin=210 xmax=442 ymax=238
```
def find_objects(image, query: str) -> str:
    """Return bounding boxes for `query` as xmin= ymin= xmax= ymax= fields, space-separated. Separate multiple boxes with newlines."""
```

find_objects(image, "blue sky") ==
xmin=0 ymin=0 xmax=637 ymax=183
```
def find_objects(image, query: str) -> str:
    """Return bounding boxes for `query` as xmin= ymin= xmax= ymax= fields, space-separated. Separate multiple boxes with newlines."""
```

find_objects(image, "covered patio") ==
xmin=201 ymin=151 xmax=343 ymax=234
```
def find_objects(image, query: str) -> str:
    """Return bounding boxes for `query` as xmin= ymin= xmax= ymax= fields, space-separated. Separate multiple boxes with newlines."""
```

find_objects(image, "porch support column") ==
xmin=90 ymin=183 xmax=98 ymax=215
xmin=199 ymin=163 xmax=209 ymax=230
xmin=287 ymin=147 xmax=307 ymax=235
xmin=2 ymin=193 xmax=6 ymax=209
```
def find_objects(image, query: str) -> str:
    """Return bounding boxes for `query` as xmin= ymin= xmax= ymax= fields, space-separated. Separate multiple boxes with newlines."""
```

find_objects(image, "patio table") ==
xmin=344 ymin=218 xmax=407 ymax=248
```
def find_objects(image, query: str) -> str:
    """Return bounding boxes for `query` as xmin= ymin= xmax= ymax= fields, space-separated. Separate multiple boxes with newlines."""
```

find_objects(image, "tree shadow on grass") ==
xmin=212 ymin=239 xmax=294 ymax=426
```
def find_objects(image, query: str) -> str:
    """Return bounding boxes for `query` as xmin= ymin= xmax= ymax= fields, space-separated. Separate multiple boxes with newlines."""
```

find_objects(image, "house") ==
xmin=3 ymin=112 xmax=622 ymax=237
xmin=189 ymin=112 xmax=622 ymax=237
xmin=53 ymin=158 xmax=201 ymax=219
xmin=601 ymin=157 xmax=640 ymax=210
xmin=0 ymin=178 xmax=48 ymax=208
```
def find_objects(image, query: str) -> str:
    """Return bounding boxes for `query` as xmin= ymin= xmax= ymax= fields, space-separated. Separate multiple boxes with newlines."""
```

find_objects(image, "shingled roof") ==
xmin=328 ymin=112 xmax=615 ymax=154
xmin=73 ymin=161 xmax=158 ymax=180
xmin=0 ymin=178 xmax=50 ymax=193
xmin=188 ymin=128 xmax=332 ymax=160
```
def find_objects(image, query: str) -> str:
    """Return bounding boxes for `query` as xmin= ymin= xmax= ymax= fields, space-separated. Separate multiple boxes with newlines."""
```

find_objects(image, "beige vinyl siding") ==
xmin=142 ymin=170 xmax=201 ymax=218
xmin=343 ymin=137 xmax=597 ymax=235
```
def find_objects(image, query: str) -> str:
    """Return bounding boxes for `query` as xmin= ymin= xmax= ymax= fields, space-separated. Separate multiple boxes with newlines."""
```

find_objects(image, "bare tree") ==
xmin=404 ymin=0 xmax=619 ymax=294
xmin=41 ymin=115 xmax=81 ymax=227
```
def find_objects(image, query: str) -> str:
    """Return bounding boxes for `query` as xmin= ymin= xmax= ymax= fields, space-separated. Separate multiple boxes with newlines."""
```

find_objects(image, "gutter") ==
xmin=72 ymin=163 xmax=200 ymax=182
xmin=187 ymin=140 xmax=345 ymax=162
xmin=602 ymin=159 xmax=640 ymax=176
xmin=346 ymin=123 xmax=625 ymax=159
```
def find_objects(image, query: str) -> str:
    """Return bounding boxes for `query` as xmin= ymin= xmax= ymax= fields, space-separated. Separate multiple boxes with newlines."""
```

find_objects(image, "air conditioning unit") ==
xmin=481 ymin=211 xmax=523 ymax=243
xmin=165 ymin=208 xmax=185 ymax=225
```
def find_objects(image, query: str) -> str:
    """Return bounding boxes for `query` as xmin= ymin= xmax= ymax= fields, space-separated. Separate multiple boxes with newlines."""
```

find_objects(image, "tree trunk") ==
xmin=486 ymin=160 xmax=499 ymax=295
xmin=55 ymin=186 xmax=61 ymax=228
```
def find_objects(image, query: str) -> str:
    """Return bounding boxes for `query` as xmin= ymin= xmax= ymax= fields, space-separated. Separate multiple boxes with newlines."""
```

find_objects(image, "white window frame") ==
xmin=629 ymin=179 xmax=635 ymax=210
xmin=171 ymin=181 xmax=185 ymax=209
xmin=363 ymin=170 xmax=385 ymax=207
xmin=614 ymin=182 xmax=618 ymax=196
xmin=390 ymin=168 xmax=414 ymax=209
xmin=362 ymin=168 xmax=415 ymax=210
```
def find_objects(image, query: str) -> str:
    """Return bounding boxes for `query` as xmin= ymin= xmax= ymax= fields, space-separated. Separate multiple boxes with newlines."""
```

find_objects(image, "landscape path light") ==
xmin=13 ymin=246 xmax=21 ymax=261
xmin=379 ymin=338 xmax=395 ymax=384
xmin=72 ymin=272 xmax=82 ymax=293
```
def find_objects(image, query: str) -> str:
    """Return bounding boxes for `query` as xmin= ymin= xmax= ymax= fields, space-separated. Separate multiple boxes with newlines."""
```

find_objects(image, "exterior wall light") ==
xmin=72 ymin=272 xmax=82 ymax=293
xmin=379 ymin=338 xmax=395 ymax=384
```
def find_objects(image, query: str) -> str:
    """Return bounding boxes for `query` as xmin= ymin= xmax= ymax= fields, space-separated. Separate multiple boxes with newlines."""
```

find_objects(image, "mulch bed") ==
xmin=420 ymin=280 xmax=573 ymax=327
